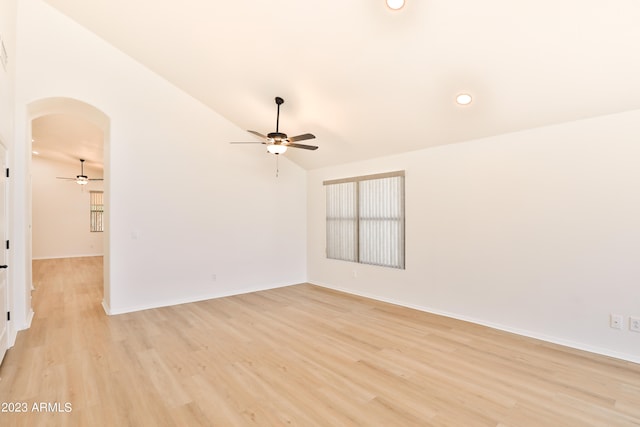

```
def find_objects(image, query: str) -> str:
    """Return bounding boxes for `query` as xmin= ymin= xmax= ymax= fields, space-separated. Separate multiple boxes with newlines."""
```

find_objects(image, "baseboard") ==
xmin=106 ymin=281 xmax=299 ymax=315
xmin=8 ymin=325 xmax=17 ymax=348
xmin=101 ymin=300 xmax=111 ymax=315
xmin=26 ymin=309 xmax=35 ymax=329
xmin=309 ymin=281 xmax=640 ymax=365
xmin=5 ymin=310 xmax=35 ymax=350
xmin=32 ymin=254 xmax=104 ymax=260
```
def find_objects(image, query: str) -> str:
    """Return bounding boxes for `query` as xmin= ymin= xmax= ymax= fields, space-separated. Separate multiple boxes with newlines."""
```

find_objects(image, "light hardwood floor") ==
xmin=0 ymin=257 xmax=639 ymax=426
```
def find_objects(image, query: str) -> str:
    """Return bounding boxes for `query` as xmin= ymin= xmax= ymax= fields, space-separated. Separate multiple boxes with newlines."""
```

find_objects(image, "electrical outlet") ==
xmin=630 ymin=316 xmax=640 ymax=333
xmin=610 ymin=314 xmax=623 ymax=330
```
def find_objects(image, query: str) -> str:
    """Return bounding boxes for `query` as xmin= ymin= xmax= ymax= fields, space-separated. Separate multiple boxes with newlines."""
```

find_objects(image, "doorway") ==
xmin=27 ymin=98 xmax=110 ymax=315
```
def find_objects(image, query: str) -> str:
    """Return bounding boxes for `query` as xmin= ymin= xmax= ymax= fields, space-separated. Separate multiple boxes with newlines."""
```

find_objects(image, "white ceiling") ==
xmin=37 ymin=0 xmax=640 ymax=170
xmin=32 ymin=114 xmax=104 ymax=169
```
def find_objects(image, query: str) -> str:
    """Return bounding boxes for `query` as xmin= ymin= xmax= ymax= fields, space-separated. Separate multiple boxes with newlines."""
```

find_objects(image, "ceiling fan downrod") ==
xmin=275 ymin=96 xmax=284 ymax=133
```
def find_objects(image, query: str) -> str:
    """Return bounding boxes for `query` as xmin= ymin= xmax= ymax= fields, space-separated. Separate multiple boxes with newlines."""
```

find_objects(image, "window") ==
xmin=324 ymin=171 xmax=405 ymax=269
xmin=90 ymin=191 xmax=104 ymax=232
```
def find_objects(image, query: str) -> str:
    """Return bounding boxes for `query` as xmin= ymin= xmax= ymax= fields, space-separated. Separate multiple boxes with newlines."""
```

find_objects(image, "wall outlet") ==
xmin=352 ymin=270 xmax=357 ymax=278
xmin=630 ymin=316 xmax=640 ymax=333
xmin=610 ymin=314 xmax=623 ymax=330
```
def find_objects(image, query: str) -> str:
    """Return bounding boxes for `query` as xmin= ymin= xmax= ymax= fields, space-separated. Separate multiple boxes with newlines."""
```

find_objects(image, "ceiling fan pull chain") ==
xmin=275 ymin=154 xmax=279 ymax=178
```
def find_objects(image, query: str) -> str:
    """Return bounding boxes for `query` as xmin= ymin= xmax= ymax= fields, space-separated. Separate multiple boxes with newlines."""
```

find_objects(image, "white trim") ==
xmin=106 ymin=281 xmax=301 ymax=316
xmin=310 ymin=281 xmax=640 ymax=365
xmin=32 ymin=253 xmax=104 ymax=260
xmin=8 ymin=328 xmax=16 ymax=347
xmin=101 ymin=300 xmax=111 ymax=315
xmin=25 ymin=309 xmax=35 ymax=329
xmin=323 ymin=170 xmax=405 ymax=186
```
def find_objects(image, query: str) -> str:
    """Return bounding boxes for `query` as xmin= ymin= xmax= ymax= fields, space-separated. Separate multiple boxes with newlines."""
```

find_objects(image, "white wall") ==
xmin=31 ymin=156 xmax=104 ymax=259
xmin=0 ymin=0 xmax=16 ymax=143
xmin=15 ymin=0 xmax=307 ymax=317
xmin=308 ymin=109 xmax=640 ymax=363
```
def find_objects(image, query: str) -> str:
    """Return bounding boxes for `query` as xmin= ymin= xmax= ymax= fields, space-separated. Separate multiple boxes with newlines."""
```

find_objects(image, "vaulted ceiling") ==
xmin=37 ymin=0 xmax=640 ymax=170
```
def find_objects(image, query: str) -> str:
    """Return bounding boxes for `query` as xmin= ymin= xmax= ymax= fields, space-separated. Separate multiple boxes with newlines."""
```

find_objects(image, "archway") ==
xmin=27 ymin=97 xmax=111 ymax=312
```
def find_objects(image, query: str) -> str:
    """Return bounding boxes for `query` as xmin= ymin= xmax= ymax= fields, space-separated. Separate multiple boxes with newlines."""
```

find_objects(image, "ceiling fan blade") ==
xmin=288 ymin=133 xmax=316 ymax=142
xmin=89 ymin=178 xmax=104 ymax=181
xmin=247 ymin=130 xmax=267 ymax=139
xmin=286 ymin=143 xmax=319 ymax=150
xmin=56 ymin=177 xmax=75 ymax=180
xmin=229 ymin=141 xmax=265 ymax=144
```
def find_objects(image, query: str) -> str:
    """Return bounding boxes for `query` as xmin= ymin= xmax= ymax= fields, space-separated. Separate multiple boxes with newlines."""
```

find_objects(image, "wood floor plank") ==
xmin=0 ymin=256 xmax=639 ymax=426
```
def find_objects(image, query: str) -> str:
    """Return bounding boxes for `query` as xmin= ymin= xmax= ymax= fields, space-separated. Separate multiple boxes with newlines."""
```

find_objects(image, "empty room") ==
xmin=0 ymin=0 xmax=639 ymax=425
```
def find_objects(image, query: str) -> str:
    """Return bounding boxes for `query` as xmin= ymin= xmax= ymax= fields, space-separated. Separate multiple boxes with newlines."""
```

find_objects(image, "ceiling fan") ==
xmin=230 ymin=97 xmax=318 ymax=154
xmin=57 ymin=159 xmax=103 ymax=185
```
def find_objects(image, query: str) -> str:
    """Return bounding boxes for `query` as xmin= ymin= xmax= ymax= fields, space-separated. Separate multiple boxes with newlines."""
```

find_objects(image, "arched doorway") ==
xmin=27 ymin=97 xmax=110 ymax=313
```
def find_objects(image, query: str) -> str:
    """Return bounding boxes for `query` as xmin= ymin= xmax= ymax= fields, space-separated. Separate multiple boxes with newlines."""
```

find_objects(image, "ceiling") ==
xmin=32 ymin=114 xmax=104 ymax=170
xmin=36 ymin=0 xmax=640 ymax=170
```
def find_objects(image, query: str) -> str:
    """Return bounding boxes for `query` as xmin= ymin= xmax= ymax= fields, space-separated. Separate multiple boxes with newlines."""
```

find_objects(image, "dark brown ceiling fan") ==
xmin=230 ymin=97 xmax=318 ymax=154
xmin=56 ymin=159 xmax=103 ymax=185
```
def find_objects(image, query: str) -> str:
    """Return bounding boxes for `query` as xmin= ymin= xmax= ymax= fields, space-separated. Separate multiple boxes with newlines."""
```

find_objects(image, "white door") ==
xmin=0 ymin=144 xmax=7 ymax=365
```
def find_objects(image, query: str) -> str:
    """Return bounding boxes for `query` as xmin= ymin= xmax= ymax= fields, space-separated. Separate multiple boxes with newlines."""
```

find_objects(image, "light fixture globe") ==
xmin=386 ymin=0 xmax=405 ymax=10
xmin=76 ymin=176 xmax=89 ymax=185
xmin=267 ymin=144 xmax=287 ymax=155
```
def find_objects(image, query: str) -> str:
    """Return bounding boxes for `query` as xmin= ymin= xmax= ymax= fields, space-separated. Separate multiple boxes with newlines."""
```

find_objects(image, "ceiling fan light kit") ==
xmin=267 ymin=144 xmax=287 ymax=155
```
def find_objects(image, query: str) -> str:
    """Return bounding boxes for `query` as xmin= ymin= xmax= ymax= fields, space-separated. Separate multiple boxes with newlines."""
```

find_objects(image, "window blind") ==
xmin=359 ymin=176 xmax=404 ymax=268
xmin=326 ymin=181 xmax=358 ymax=262
xmin=324 ymin=171 xmax=405 ymax=269
xmin=90 ymin=191 xmax=104 ymax=232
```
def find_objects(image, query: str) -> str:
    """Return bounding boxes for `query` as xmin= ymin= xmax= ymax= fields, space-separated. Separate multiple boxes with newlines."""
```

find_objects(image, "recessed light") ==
xmin=386 ymin=0 xmax=405 ymax=10
xmin=32 ymin=150 xmax=39 ymax=155
xmin=456 ymin=93 xmax=472 ymax=105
